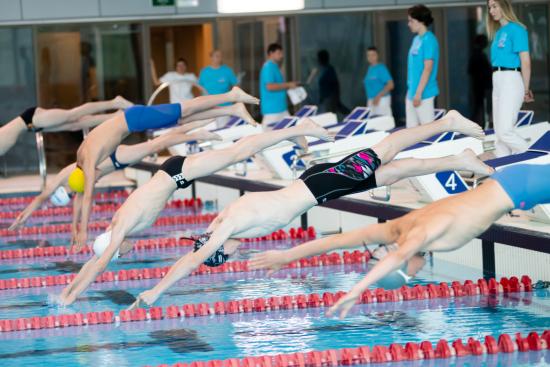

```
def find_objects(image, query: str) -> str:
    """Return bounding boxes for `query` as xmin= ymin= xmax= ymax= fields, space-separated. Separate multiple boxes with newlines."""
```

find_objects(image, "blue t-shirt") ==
xmin=491 ymin=22 xmax=529 ymax=68
xmin=260 ymin=60 xmax=287 ymax=115
xmin=407 ymin=31 xmax=439 ymax=100
xmin=199 ymin=65 xmax=237 ymax=106
xmin=364 ymin=63 xmax=393 ymax=99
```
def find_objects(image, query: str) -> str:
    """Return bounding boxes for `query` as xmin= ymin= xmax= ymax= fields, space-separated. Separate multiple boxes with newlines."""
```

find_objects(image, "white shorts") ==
xmin=368 ymin=95 xmax=392 ymax=117
xmin=405 ymin=97 xmax=435 ymax=128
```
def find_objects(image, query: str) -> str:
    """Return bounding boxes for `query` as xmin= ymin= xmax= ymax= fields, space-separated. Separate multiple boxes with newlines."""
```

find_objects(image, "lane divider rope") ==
xmin=0 ymin=212 xmax=216 ymax=238
xmin=143 ymin=329 xmax=550 ymax=367
xmin=0 ymin=197 xmax=203 ymax=219
xmin=0 ymin=189 xmax=129 ymax=207
xmin=0 ymin=273 xmax=535 ymax=333
xmin=0 ymin=226 xmax=316 ymax=261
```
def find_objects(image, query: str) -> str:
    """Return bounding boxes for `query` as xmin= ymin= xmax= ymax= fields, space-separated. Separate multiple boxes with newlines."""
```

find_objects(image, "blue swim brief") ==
xmin=490 ymin=163 xmax=550 ymax=210
xmin=124 ymin=104 xmax=182 ymax=132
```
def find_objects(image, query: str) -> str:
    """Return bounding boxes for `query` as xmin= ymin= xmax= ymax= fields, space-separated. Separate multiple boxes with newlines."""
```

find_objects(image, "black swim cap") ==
xmin=191 ymin=233 xmax=228 ymax=267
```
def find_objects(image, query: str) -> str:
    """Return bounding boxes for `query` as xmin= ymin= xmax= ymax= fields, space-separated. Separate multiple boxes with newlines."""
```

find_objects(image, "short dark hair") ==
xmin=176 ymin=58 xmax=188 ymax=66
xmin=367 ymin=46 xmax=378 ymax=52
xmin=317 ymin=49 xmax=330 ymax=65
xmin=408 ymin=4 xmax=434 ymax=27
xmin=267 ymin=43 xmax=283 ymax=55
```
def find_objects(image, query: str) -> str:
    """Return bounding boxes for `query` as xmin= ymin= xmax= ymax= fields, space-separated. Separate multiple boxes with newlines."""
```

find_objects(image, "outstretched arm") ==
xmin=250 ymin=223 xmax=394 ymax=274
xmin=327 ymin=228 xmax=427 ymax=319
xmin=10 ymin=164 xmax=76 ymax=230
xmin=76 ymin=158 xmax=97 ymax=250
xmin=60 ymin=227 xmax=124 ymax=305
xmin=129 ymin=221 xmax=235 ymax=309
xmin=71 ymin=193 xmax=83 ymax=247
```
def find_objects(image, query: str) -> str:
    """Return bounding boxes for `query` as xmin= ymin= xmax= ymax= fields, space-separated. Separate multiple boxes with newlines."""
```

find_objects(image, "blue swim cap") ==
xmin=370 ymin=244 xmax=412 ymax=290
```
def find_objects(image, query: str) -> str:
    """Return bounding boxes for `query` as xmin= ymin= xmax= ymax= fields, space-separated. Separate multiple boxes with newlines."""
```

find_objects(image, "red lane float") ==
xmin=0 ymin=226 xmax=315 ymax=261
xmin=143 ymin=330 xmax=549 ymax=367
xmin=0 ymin=212 xmax=215 ymax=238
xmin=0 ymin=197 xmax=203 ymax=220
xmin=0 ymin=189 xmax=129 ymax=208
xmin=0 ymin=275 xmax=536 ymax=334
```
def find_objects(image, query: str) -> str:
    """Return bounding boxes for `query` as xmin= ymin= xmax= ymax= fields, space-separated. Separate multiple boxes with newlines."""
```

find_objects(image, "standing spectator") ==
xmin=317 ymin=50 xmax=349 ymax=118
xmin=406 ymin=4 xmax=439 ymax=127
xmin=199 ymin=50 xmax=239 ymax=127
xmin=364 ymin=46 xmax=394 ymax=117
xmin=150 ymin=57 xmax=202 ymax=104
xmin=488 ymin=0 xmax=533 ymax=157
xmin=259 ymin=43 xmax=298 ymax=126
xmin=468 ymin=34 xmax=493 ymax=128
xmin=199 ymin=50 xmax=238 ymax=99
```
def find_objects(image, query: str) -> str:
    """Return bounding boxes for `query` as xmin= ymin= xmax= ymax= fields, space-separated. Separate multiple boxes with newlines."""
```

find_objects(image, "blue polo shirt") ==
xmin=364 ymin=63 xmax=393 ymax=99
xmin=260 ymin=60 xmax=287 ymax=115
xmin=199 ymin=65 xmax=237 ymax=95
xmin=491 ymin=22 xmax=529 ymax=68
xmin=407 ymin=30 xmax=439 ymax=100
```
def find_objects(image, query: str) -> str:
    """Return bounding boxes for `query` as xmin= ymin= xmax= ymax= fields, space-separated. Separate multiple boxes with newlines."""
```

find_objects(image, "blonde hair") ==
xmin=486 ymin=0 xmax=525 ymax=40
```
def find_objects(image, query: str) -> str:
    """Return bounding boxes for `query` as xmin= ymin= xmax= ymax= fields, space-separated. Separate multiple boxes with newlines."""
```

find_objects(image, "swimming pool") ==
xmin=0 ymin=192 xmax=548 ymax=367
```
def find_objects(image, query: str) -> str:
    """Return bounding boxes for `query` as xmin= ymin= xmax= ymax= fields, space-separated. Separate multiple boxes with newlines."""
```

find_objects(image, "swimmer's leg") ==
xmin=35 ymin=97 xmax=131 ymax=128
xmin=179 ymin=86 xmax=258 ymax=119
xmin=45 ymin=112 xmax=120 ymax=132
xmin=183 ymin=118 xmax=331 ymax=180
xmin=375 ymin=149 xmax=494 ymax=185
xmin=371 ymin=110 xmax=484 ymax=164
xmin=179 ymin=103 xmax=257 ymax=126
xmin=0 ymin=119 xmax=26 ymax=156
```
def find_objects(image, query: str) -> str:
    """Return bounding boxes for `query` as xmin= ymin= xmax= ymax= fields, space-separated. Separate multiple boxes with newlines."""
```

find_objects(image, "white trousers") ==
xmin=405 ymin=97 xmax=435 ymax=128
xmin=261 ymin=110 xmax=290 ymax=130
xmin=492 ymin=71 xmax=528 ymax=157
xmin=368 ymin=95 xmax=393 ymax=117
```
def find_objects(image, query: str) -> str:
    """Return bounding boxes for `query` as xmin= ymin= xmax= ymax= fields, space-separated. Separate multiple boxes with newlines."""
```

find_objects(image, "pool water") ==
xmin=0 ymin=193 xmax=548 ymax=367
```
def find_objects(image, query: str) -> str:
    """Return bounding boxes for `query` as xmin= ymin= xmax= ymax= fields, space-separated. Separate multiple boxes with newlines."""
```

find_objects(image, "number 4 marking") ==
xmin=445 ymin=173 xmax=457 ymax=191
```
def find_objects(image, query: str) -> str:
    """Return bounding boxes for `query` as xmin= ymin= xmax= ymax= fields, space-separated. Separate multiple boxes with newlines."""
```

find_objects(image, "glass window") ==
xmin=297 ymin=13 xmax=373 ymax=119
xmin=0 ymin=27 xmax=38 ymax=175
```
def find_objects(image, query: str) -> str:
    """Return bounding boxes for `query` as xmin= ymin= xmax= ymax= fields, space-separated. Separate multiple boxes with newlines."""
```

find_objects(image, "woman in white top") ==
xmin=151 ymin=58 xmax=205 ymax=103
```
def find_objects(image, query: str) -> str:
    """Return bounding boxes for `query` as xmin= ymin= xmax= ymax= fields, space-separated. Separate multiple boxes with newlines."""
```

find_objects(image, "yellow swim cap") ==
xmin=68 ymin=168 xmax=86 ymax=193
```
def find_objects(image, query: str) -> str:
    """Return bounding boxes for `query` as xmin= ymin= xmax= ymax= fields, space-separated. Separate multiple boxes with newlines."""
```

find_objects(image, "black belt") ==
xmin=492 ymin=66 xmax=521 ymax=72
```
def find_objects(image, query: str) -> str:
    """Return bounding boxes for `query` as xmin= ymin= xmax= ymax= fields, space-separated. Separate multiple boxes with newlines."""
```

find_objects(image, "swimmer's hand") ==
xmin=326 ymin=290 xmax=360 ymax=319
xmin=249 ymin=250 xmax=287 ymax=276
xmin=127 ymin=290 xmax=157 ymax=310
xmin=73 ymin=230 xmax=88 ymax=252
xmin=8 ymin=216 xmax=23 ymax=231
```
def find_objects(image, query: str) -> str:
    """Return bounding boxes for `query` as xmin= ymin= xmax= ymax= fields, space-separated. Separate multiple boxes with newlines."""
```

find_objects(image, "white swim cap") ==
xmin=92 ymin=231 xmax=119 ymax=261
xmin=50 ymin=186 xmax=71 ymax=206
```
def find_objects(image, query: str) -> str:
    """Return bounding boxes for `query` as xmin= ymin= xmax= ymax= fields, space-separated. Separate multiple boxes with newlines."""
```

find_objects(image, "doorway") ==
xmin=149 ymin=24 xmax=213 ymax=104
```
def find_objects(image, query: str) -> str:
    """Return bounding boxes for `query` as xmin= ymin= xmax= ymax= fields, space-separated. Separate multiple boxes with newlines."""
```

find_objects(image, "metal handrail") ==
xmin=35 ymin=131 xmax=47 ymax=190
xmin=147 ymin=82 xmax=170 ymax=106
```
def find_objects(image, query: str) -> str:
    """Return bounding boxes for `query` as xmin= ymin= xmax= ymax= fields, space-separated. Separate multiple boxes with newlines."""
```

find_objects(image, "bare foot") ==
xmin=299 ymin=118 xmax=335 ymax=142
xmin=230 ymin=86 xmax=259 ymax=105
xmin=113 ymin=96 xmax=134 ymax=110
xmin=192 ymin=130 xmax=222 ymax=142
xmin=459 ymin=149 xmax=495 ymax=176
xmin=232 ymin=103 xmax=258 ymax=126
xmin=445 ymin=110 xmax=485 ymax=140
xmin=289 ymin=136 xmax=309 ymax=153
